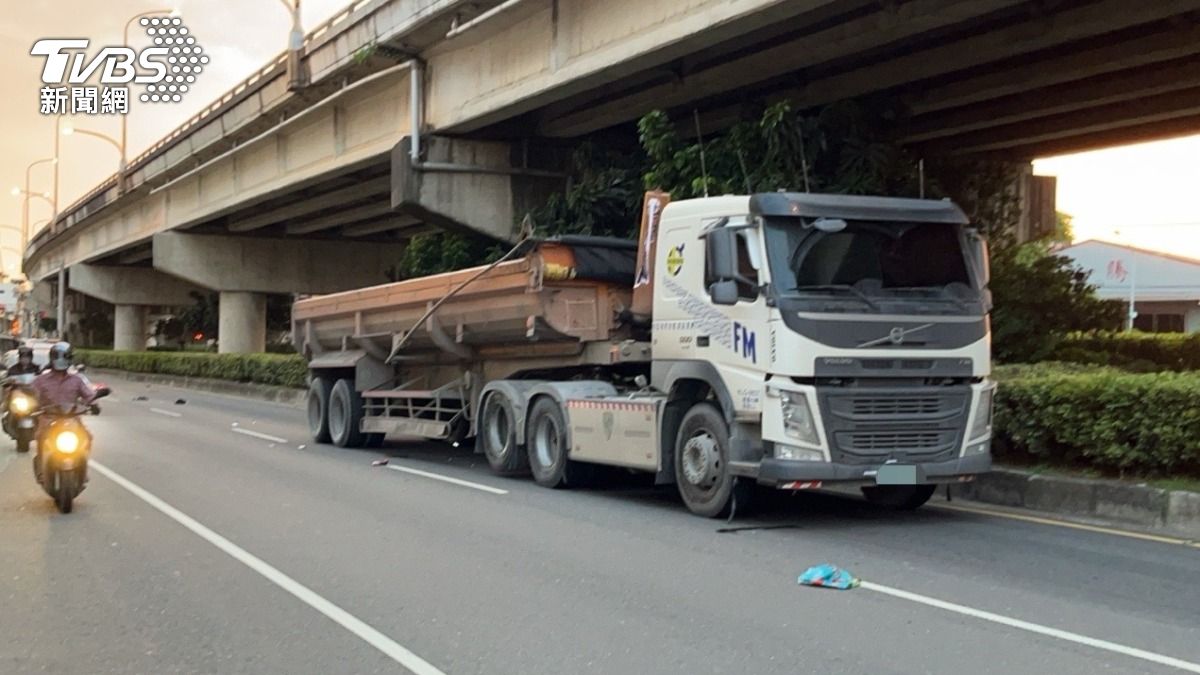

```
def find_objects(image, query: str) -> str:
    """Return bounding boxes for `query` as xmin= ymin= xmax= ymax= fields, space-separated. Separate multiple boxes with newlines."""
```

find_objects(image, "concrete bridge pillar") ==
xmin=113 ymin=304 xmax=147 ymax=352
xmin=218 ymin=292 xmax=266 ymax=354
xmin=152 ymin=232 xmax=406 ymax=353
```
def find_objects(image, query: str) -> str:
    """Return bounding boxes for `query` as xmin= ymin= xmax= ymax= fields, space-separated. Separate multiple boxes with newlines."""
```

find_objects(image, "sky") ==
xmin=2 ymin=1 xmax=1199 ymax=277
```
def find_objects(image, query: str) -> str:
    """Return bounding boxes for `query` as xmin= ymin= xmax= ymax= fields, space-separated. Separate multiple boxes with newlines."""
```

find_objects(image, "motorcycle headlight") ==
xmin=968 ymin=387 xmax=994 ymax=441
xmin=55 ymin=431 xmax=80 ymax=454
xmin=11 ymin=395 xmax=31 ymax=413
xmin=781 ymin=392 xmax=819 ymax=445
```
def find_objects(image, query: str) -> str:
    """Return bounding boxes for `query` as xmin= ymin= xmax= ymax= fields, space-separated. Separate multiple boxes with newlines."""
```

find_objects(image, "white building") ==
xmin=1058 ymin=240 xmax=1200 ymax=333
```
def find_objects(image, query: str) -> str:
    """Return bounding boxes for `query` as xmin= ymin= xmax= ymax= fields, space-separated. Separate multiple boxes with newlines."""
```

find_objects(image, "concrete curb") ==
xmin=91 ymin=368 xmax=307 ymax=408
xmin=953 ymin=468 xmax=1200 ymax=538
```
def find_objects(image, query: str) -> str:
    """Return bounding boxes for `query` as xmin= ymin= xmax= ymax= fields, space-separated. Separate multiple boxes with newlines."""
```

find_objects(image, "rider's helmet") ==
xmin=16 ymin=346 xmax=33 ymax=365
xmin=49 ymin=342 xmax=72 ymax=372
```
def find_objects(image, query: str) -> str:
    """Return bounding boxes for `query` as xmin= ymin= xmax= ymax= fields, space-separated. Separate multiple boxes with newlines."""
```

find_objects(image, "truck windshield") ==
xmin=764 ymin=218 xmax=976 ymax=309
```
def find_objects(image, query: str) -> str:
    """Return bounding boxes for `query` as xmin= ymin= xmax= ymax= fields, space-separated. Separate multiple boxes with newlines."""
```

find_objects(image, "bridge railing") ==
xmin=29 ymin=0 xmax=390 ymax=258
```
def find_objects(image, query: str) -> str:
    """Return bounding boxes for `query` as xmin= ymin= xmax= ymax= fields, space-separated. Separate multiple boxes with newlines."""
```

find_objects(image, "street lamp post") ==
xmin=62 ymin=125 xmax=124 ymax=180
xmin=16 ymin=157 xmax=56 ymax=249
xmin=278 ymin=0 xmax=308 ymax=90
xmin=120 ymin=8 xmax=176 ymax=192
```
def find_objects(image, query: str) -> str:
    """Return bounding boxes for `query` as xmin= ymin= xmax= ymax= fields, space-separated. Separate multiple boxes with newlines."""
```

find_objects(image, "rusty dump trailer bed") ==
xmin=292 ymin=236 xmax=651 ymax=443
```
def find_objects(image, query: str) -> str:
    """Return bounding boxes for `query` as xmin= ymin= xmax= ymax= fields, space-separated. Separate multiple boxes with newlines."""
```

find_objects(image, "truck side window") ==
xmin=705 ymin=228 xmax=761 ymax=301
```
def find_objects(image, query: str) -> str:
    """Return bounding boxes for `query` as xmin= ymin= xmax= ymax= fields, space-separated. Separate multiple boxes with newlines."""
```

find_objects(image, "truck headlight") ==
xmin=781 ymin=392 xmax=819 ymax=445
xmin=968 ymin=388 xmax=993 ymax=440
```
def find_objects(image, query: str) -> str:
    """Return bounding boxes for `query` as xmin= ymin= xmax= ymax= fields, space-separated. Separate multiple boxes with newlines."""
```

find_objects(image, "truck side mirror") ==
xmin=709 ymin=280 xmax=738 ymax=306
xmin=706 ymin=228 xmax=740 ymax=282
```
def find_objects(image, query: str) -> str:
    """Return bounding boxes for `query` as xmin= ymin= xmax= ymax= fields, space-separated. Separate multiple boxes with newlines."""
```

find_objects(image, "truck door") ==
xmin=653 ymin=216 xmax=769 ymax=420
xmin=703 ymin=221 xmax=769 ymax=418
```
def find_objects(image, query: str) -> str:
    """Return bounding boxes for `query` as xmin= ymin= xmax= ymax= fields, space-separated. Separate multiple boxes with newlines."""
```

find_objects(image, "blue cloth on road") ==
xmin=798 ymin=564 xmax=860 ymax=590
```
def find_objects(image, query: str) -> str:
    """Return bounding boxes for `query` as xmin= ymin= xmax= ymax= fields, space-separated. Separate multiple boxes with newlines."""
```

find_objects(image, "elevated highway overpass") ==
xmin=26 ymin=0 xmax=1200 ymax=351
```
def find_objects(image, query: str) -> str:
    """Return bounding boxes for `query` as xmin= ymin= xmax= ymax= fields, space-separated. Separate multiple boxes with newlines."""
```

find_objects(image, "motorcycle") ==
xmin=3 ymin=373 xmax=38 ymax=453
xmin=33 ymin=385 xmax=111 ymax=514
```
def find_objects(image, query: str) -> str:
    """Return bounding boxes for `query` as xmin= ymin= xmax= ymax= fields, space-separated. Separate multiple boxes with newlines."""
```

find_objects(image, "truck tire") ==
xmin=674 ymin=402 xmax=751 ymax=518
xmin=480 ymin=393 xmax=527 ymax=475
xmin=525 ymin=397 xmax=594 ymax=489
xmin=861 ymin=484 xmax=937 ymax=510
xmin=307 ymin=377 xmax=334 ymax=443
xmin=328 ymin=378 xmax=367 ymax=448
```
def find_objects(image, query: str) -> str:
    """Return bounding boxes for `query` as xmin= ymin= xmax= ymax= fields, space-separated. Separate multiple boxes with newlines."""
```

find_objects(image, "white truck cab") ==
xmin=648 ymin=192 xmax=993 ymax=514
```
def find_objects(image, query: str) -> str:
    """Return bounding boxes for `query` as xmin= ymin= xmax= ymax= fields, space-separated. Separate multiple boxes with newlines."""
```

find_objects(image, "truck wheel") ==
xmin=480 ymin=393 xmax=527 ymax=475
xmin=861 ymin=484 xmax=937 ymax=510
xmin=674 ymin=402 xmax=749 ymax=518
xmin=525 ymin=397 xmax=594 ymax=489
xmin=328 ymin=379 xmax=367 ymax=448
xmin=307 ymin=377 xmax=334 ymax=443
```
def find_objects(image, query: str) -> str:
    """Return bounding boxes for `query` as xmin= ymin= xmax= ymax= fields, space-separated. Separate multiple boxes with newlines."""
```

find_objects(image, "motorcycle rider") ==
xmin=32 ymin=343 xmax=97 ymax=481
xmin=8 ymin=346 xmax=41 ymax=377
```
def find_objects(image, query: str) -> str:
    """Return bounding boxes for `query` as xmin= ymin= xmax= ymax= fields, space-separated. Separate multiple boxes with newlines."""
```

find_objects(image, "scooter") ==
xmin=33 ymin=385 xmax=111 ymax=514
xmin=3 ymin=373 xmax=38 ymax=453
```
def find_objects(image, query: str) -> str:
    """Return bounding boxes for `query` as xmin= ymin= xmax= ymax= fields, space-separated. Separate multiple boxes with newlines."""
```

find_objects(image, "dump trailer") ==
xmin=294 ymin=192 xmax=995 ymax=517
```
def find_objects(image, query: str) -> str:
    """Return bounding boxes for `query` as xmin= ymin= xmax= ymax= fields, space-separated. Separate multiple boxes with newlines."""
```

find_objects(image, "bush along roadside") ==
xmin=1051 ymin=331 xmax=1200 ymax=372
xmin=74 ymin=350 xmax=308 ymax=389
xmin=993 ymin=365 xmax=1200 ymax=478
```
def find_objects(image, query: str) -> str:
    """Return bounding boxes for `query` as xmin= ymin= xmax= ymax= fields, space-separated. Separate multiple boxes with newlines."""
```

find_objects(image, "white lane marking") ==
xmin=149 ymin=407 xmax=182 ymax=418
xmin=385 ymin=464 xmax=508 ymax=495
xmin=862 ymin=581 xmax=1200 ymax=673
xmin=232 ymin=428 xmax=287 ymax=444
xmin=90 ymin=461 xmax=445 ymax=675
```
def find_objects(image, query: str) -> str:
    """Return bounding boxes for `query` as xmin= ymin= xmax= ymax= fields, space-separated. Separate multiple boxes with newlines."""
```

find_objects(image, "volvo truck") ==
xmin=294 ymin=191 xmax=994 ymax=517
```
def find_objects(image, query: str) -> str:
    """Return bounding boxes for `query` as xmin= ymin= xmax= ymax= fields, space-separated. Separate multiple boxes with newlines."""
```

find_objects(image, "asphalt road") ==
xmin=1 ymin=375 xmax=1198 ymax=675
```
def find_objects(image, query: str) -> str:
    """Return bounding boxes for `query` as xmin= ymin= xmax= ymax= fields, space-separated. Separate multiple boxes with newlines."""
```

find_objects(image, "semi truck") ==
xmin=293 ymin=191 xmax=994 ymax=517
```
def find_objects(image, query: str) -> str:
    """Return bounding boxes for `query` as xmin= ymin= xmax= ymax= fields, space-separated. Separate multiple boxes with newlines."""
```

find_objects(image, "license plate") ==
xmin=18 ymin=419 xmax=32 ymax=428
xmin=876 ymin=464 xmax=919 ymax=485
xmin=59 ymin=460 xmax=75 ymax=471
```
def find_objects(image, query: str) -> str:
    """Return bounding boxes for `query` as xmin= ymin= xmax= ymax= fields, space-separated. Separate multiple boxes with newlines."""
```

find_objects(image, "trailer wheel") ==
xmin=480 ymin=393 xmax=527 ymax=475
xmin=674 ymin=402 xmax=750 ymax=518
xmin=861 ymin=484 xmax=936 ymax=510
xmin=307 ymin=377 xmax=334 ymax=443
xmin=328 ymin=379 xmax=367 ymax=448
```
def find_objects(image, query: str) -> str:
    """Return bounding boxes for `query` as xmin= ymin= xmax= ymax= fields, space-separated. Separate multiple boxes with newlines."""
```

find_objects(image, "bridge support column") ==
xmin=392 ymin=136 xmax=567 ymax=242
xmin=218 ymin=292 xmax=266 ymax=355
xmin=113 ymin=304 xmax=146 ymax=352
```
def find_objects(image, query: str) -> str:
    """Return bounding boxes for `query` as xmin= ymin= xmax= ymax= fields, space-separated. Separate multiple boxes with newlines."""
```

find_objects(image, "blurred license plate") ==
xmin=876 ymin=465 xmax=918 ymax=485
xmin=18 ymin=419 xmax=32 ymax=428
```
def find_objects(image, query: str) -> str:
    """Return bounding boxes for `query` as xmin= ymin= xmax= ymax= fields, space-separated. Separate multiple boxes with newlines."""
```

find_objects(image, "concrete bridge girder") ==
xmin=152 ymin=232 xmax=407 ymax=353
xmin=69 ymin=264 xmax=210 ymax=351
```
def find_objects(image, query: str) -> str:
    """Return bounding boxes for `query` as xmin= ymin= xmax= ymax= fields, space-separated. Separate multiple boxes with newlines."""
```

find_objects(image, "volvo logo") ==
xmin=857 ymin=323 xmax=935 ymax=348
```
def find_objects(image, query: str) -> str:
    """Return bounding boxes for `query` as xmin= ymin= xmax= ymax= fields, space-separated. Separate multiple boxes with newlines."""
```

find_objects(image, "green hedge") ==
xmin=993 ymin=365 xmax=1200 ymax=477
xmin=75 ymin=350 xmax=308 ymax=388
xmin=1051 ymin=332 xmax=1200 ymax=372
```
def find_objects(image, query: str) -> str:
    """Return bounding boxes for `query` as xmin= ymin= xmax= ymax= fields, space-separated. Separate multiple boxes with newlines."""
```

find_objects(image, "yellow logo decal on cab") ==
xmin=666 ymin=244 xmax=685 ymax=276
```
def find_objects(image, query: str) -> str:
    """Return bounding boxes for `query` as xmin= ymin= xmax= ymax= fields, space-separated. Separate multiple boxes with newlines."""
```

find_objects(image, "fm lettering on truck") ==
xmin=733 ymin=321 xmax=757 ymax=363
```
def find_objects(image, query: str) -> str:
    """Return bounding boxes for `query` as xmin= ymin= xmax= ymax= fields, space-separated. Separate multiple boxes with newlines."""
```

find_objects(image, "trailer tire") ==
xmin=525 ymin=397 xmax=595 ymax=489
xmin=328 ymin=378 xmax=367 ymax=448
xmin=861 ymin=484 xmax=936 ymax=510
xmin=307 ymin=377 xmax=334 ymax=443
xmin=480 ymin=393 xmax=527 ymax=475
xmin=674 ymin=402 xmax=751 ymax=518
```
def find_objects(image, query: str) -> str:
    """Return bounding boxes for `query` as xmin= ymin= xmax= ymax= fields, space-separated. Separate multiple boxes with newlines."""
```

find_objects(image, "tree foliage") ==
xmin=990 ymin=243 xmax=1124 ymax=362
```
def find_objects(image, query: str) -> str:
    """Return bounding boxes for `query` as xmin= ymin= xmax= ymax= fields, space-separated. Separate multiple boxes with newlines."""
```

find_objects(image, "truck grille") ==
xmin=817 ymin=386 xmax=969 ymax=465
xmin=850 ymin=397 xmax=942 ymax=417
